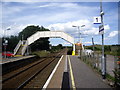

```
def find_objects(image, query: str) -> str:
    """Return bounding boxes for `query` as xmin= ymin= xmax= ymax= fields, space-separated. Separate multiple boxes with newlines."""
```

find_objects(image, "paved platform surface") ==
xmin=43 ymin=55 xmax=111 ymax=89
xmin=45 ymin=55 xmax=66 ymax=88
xmin=0 ymin=55 xmax=35 ymax=64
xmin=69 ymin=55 xmax=111 ymax=88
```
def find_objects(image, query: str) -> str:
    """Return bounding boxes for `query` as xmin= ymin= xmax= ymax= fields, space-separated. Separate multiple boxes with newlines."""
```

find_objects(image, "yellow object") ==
xmin=72 ymin=51 xmax=75 ymax=55
xmin=14 ymin=55 xmax=23 ymax=57
xmin=68 ymin=55 xmax=76 ymax=90
xmin=21 ymin=45 xmax=26 ymax=46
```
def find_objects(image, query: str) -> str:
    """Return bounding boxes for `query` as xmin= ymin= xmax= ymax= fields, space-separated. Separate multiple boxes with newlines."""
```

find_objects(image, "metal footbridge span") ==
xmin=14 ymin=31 xmax=75 ymax=56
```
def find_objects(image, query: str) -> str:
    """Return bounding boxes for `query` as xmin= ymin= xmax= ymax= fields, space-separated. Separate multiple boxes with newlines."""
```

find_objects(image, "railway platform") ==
xmin=1 ymin=55 xmax=36 ymax=64
xmin=43 ymin=55 xmax=111 ymax=89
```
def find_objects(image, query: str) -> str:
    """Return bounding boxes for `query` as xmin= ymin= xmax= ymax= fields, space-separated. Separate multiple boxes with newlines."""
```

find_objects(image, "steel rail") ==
xmin=16 ymin=52 xmax=63 ymax=89
xmin=2 ymin=58 xmax=47 ymax=83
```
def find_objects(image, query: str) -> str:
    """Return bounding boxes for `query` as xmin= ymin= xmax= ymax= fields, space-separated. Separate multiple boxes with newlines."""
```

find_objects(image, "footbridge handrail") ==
xmin=21 ymin=41 xmax=28 ymax=55
xmin=21 ymin=31 xmax=75 ymax=55
xmin=27 ymin=31 xmax=74 ymax=45
xmin=14 ymin=40 xmax=22 ymax=55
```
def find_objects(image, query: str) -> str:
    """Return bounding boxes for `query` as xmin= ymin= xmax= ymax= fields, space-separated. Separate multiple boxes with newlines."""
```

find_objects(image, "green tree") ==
xmin=18 ymin=25 xmax=49 ymax=40
xmin=104 ymin=45 xmax=111 ymax=52
xmin=2 ymin=25 xmax=50 ymax=52
xmin=57 ymin=44 xmax=63 ymax=49
xmin=18 ymin=25 xmax=50 ymax=51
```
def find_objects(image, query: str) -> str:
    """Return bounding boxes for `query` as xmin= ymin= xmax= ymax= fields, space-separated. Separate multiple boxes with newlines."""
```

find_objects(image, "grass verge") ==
xmin=32 ymin=50 xmax=50 ymax=57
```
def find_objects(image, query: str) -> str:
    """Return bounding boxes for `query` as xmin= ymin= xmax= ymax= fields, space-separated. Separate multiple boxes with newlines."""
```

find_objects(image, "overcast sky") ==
xmin=0 ymin=0 xmax=119 ymax=46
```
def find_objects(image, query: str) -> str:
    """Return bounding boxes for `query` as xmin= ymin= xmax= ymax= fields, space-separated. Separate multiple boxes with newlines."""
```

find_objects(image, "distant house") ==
xmin=84 ymin=49 xmax=93 ymax=55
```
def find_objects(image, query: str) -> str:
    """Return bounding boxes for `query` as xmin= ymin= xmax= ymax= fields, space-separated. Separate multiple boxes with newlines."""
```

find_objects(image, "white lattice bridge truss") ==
xmin=20 ymin=31 xmax=75 ymax=55
xmin=28 ymin=31 xmax=74 ymax=45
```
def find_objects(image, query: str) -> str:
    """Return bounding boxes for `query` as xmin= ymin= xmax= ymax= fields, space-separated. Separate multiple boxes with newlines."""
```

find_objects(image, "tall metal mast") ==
xmin=100 ymin=0 xmax=106 ymax=79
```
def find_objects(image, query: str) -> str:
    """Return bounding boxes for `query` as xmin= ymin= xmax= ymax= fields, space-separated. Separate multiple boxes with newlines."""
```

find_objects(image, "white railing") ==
xmin=27 ymin=31 xmax=74 ymax=45
xmin=20 ymin=31 xmax=75 ymax=55
xmin=21 ymin=41 xmax=28 ymax=55
xmin=14 ymin=40 xmax=22 ymax=55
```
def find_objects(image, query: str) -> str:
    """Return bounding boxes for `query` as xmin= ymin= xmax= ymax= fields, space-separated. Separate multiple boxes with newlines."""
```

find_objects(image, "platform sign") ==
xmin=99 ymin=25 xmax=104 ymax=35
xmin=93 ymin=17 xmax=101 ymax=24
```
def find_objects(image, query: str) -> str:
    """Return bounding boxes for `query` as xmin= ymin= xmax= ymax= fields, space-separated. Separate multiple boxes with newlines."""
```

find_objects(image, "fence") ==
xmin=80 ymin=51 xmax=120 ymax=87
xmin=81 ymin=52 xmax=101 ymax=71
xmin=113 ymin=56 xmax=120 ymax=87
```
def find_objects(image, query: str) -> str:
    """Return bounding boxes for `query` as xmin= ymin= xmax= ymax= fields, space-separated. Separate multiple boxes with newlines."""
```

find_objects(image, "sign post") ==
xmin=100 ymin=0 xmax=106 ymax=79
xmin=99 ymin=25 xmax=104 ymax=35
xmin=93 ymin=0 xmax=106 ymax=79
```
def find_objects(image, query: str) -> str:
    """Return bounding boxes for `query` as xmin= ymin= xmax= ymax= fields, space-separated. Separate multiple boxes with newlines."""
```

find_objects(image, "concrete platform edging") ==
xmin=42 ymin=55 xmax=64 ymax=89
xmin=2 ymin=55 xmax=38 ymax=75
xmin=61 ymin=55 xmax=70 ymax=89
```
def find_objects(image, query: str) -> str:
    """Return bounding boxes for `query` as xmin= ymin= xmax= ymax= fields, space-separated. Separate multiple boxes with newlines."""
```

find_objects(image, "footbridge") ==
xmin=14 ymin=31 xmax=76 ymax=56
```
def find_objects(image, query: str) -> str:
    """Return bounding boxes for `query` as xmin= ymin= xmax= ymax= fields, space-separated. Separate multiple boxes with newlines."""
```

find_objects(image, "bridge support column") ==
xmin=81 ymin=43 xmax=84 ymax=51
xmin=72 ymin=44 xmax=75 ymax=55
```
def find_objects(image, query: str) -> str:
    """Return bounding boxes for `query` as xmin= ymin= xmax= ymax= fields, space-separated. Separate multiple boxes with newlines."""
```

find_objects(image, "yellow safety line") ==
xmin=68 ymin=55 xmax=76 ymax=90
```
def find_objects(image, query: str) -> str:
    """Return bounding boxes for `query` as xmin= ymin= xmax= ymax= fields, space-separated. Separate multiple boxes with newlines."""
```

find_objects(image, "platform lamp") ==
xmin=3 ymin=28 xmax=11 ymax=58
xmin=72 ymin=25 xmax=85 ymax=57
xmin=72 ymin=25 xmax=85 ymax=43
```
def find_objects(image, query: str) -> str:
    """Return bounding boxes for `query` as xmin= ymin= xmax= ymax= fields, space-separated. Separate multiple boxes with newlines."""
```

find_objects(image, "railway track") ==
xmin=2 ymin=49 xmax=67 ymax=89
xmin=2 ymin=58 xmax=47 ymax=83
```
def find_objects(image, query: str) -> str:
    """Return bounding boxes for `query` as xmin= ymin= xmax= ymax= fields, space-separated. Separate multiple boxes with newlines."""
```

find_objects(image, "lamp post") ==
xmin=3 ymin=28 xmax=10 ymax=58
xmin=72 ymin=25 xmax=79 ymax=42
xmin=72 ymin=25 xmax=85 ymax=57
xmin=72 ymin=25 xmax=85 ymax=43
